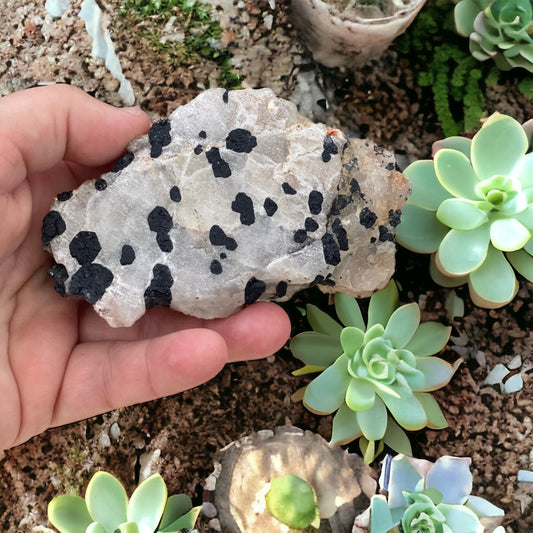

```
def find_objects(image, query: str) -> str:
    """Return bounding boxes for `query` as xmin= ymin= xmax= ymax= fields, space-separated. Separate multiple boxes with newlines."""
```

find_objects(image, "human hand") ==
xmin=0 ymin=85 xmax=291 ymax=450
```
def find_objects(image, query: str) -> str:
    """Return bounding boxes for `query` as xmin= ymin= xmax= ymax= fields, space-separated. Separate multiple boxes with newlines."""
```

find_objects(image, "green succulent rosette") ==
xmin=396 ymin=112 xmax=533 ymax=308
xmin=455 ymin=0 xmax=533 ymax=71
xmin=290 ymin=281 xmax=459 ymax=464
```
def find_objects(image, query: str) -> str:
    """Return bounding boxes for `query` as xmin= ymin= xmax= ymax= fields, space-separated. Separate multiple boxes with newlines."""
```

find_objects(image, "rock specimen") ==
xmin=42 ymin=88 xmax=410 ymax=327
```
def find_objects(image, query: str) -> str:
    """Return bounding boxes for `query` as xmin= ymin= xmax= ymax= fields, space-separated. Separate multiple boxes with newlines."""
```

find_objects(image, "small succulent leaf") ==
xmin=437 ymin=223 xmax=490 ymax=276
xmin=454 ymin=0 xmax=479 ymax=35
xmin=303 ymin=355 xmax=350 ymax=414
xmin=414 ymin=392 xmax=448 ymax=429
xmin=512 ymin=152 xmax=533 ymax=188
xmin=359 ymin=436 xmax=378 ymax=465
xmin=387 ymin=456 xmax=426 ymax=508
xmin=434 ymin=149 xmax=479 ymax=200
xmin=490 ymin=218 xmax=531 ymax=251
xmin=306 ymin=304 xmax=343 ymax=336
xmin=438 ymin=503 xmax=483 ymax=532
xmin=426 ymin=456 xmax=473 ymax=505
xmin=413 ymin=357 xmax=457 ymax=391
xmin=158 ymin=506 xmax=201 ymax=532
xmin=127 ymin=473 xmax=167 ymax=533
xmin=383 ymin=418 xmax=413 ymax=457
xmin=370 ymin=495 xmax=399 ymax=533
xmin=436 ymin=198 xmax=488 ymax=230
xmin=116 ymin=523 xmax=140 ymax=533
xmin=48 ymin=495 xmax=93 ymax=533
xmin=432 ymin=135 xmax=472 ymax=158
xmin=465 ymin=495 xmax=505 ymax=518
xmin=364 ymin=324 xmax=386 ymax=344
xmin=403 ymin=160 xmax=453 ymax=210
xmin=85 ymin=523 xmax=107 ymax=533
xmin=356 ymin=395 xmax=388 ymax=441
xmin=345 ymin=377 xmax=376 ymax=411
xmin=330 ymin=402 xmax=363 ymax=446
xmin=422 ymin=488 xmax=444 ymax=505
xmin=471 ymin=113 xmax=529 ymax=181
xmin=396 ymin=204 xmax=450 ymax=253
xmin=292 ymin=364 xmax=326 ymax=376
xmin=404 ymin=322 xmax=451 ymax=357
xmin=290 ymin=331 xmax=343 ymax=367
xmin=469 ymin=245 xmax=518 ymax=306
xmin=378 ymin=383 xmax=428 ymax=430
xmin=383 ymin=303 xmax=420 ymax=349
xmin=159 ymin=494 xmax=192 ymax=530
xmin=429 ymin=255 xmax=469 ymax=288
xmin=340 ymin=327 xmax=365 ymax=355
xmin=334 ymin=292 xmax=365 ymax=329
xmin=368 ymin=280 xmax=399 ymax=329
xmin=85 ymin=471 xmax=128 ymax=532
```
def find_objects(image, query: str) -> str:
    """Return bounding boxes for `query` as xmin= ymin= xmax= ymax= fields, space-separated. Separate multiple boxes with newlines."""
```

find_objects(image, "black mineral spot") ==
xmin=226 ymin=129 xmax=257 ymax=153
xmin=373 ymin=145 xmax=385 ymax=155
xmin=149 ymin=119 xmax=171 ymax=158
xmin=111 ymin=152 xmax=134 ymax=172
xmin=120 ymin=245 xmax=136 ymax=266
xmin=156 ymin=235 xmax=173 ymax=253
xmin=95 ymin=179 xmax=107 ymax=191
xmin=170 ymin=186 xmax=182 ymax=202
xmin=308 ymin=190 xmax=323 ymax=215
xmin=304 ymin=217 xmax=319 ymax=233
xmin=310 ymin=274 xmax=335 ymax=287
xmin=350 ymin=178 xmax=361 ymax=195
xmin=222 ymin=90 xmax=229 ymax=103
xmin=210 ymin=259 xmax=223 ymax=275
xmin=41 ymin=211 xmax=66 ymax=244
xmin=330 ymin=194 xmax=351 ymax=215
xmin=322 ymin=233 xmax=341 ymax=266
xmin=231 ymin=192 xmax=255 ymax=225
xmin=69 ymin=231 xmax=101 ymax=265
xmin=244 ymin=277 xmax=266 ymax=305
xmin=148 ymin=206 xmax=174 ymax=253
xmin=199 ymin=130 xmax=207 ymax=138
xmin=388 ymin=209 xmax=402 ymax=227
xmin=294 ymin=229 xmax=308 ymax=243
xmin=275 ymin=281 xmax=288 ymax=298
xmin=370 ymin=237 xmax=377 ymax=244
xmin=69 ymin=264 xmax=114 ymax=305
xmin=56 ymin=191 xmax=72 ymax=202
xmin=379 ymin=225 xmax=395 ymax=242
xmin=48 ymin=263 xmax=69 ymax=295
xmin=144 ymin=264 xmax=174 ymax=309
xmin=321 ymin=135 xmax=339 ymax=163
xmin=194 ymin=145 xmax=203 ymax=155
xmin=209 ymin=225 xmax=237 ymax=251
xmin=205 ymin=147 xmax=232 ymax=178
xmin=220 ymin=252 xmax=227 ymax=259
xmin=386 ymin=162 xmax=395 ymax=171
xmin=360 ymin=207 xmax=377 ymax=229
xmin=263 ymin=197 xmax=278 ymax=216
xmin=332 ymin=218 xmax=349 ymax=251
xmin=282 ymin=182 xmax=297 ymax=195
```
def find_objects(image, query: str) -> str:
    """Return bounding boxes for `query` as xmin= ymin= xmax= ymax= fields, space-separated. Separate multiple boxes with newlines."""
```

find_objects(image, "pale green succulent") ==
xmin=290 ymin=281 xmax=460 ymax=464
xmin=455 ymin=0 xmax=533 ymax=71
xmin=48 ymin=471 xmax=200 ymax=533
xmin=370 ymin=454 xmax=505 ymax=533
xmin=396 ymin=112 xmax=533 ymax=308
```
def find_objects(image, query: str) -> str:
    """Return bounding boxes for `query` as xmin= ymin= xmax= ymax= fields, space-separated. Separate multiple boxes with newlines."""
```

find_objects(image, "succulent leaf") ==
xmin=345 ymin=378 xmax=376 ymax=411
xmin=306 ymin=304 xmax=343 ymax=336
xmin=432 ymin=136 xmax=472 ymax=158
xmin=438 ymin=503 xmax=483 ymax=532
xmin=436 ymin=198 xmax=488 ymax=230
xmin=490 ymin=217 xmax=531 ymax=250
xmin=434 ymin=149 xmax=479 ymax=200
xmin=367 ymin=280 xmax=399 ymax=329
xmin=425 ymin=456 xmax=473 ymax=505
xmin=356 ymin=395 xmax=388 ymax=441
xmin=383 ymin=303 xmax=421 ymax=349
xmin=334 ymin=292 xmax=365 ymax=330
xmin=159 ymin=494 xmax=193 ymax=530
xmin=330 ymin=402 xmax=362 ymax=446
xmin=429 ymin=256 xmax=469 ymax=288
xmin=158 ymin=507 xmax=201 ymax=532
xmin=414 ymin=392 xmax=448 ymax=429
xmin=290 ymin=331 xmax=342 ymax=367
xmin=48 ymin=495 xmax=93 ymax=533
xmin=383 ymin=417 xmax=413 ymax=457
xmin=127 ymin=474 xmax=166 ymax=533
xmin=507 ymin=248 xmax=533 ymax=281
xmin=404 ymin=322 xmax=451 ymax=357
xmin=403 ymin=160 xmax=453 ymax=210
xmin=85 ymin=523 xmax=108 ymax=533
xmin=413 ymin=357 xmax=458 ymax=391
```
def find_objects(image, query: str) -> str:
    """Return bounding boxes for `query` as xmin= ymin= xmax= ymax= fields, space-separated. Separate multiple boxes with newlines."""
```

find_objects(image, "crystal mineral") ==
xmin=42 ymin=88 xmax=410 ymax=327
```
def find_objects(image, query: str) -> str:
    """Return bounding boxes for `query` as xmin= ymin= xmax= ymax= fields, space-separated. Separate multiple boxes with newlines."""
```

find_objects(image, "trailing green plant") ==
xmin=47 ymin=471 xmax=200 ymax=533
xmin=370 ymin=454 xmax=505 ymax=533
xmin=290 ymin=280 xmax=460 ymax=464
xmin=455 ymin=0 xmax=533 ymax=72
xmin=396 ymin=112 xmax=533 ymax=308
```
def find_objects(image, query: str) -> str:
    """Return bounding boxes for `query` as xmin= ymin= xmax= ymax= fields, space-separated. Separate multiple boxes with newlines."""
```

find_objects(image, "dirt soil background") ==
xmin=1 ymin=0 xmax=533 ymax=531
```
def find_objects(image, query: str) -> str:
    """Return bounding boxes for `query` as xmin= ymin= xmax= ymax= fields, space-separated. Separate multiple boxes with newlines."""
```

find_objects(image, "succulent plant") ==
xmin=290 ymin=280 xmax=460 ymax=464
xmin=396 ymin=112 xmax=533 ymax=308
xmin=454 ymin=0 xmax=533 ymax=72
xmin=370 ymin=454 xmax=505 ymax=533
xmin=48 ymin=471 xmax=200 ymax=533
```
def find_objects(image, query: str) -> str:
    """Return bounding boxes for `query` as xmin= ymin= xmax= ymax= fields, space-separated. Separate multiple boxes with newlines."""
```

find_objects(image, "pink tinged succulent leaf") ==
xmin=468 ymin=245 xmax=518 ymax=307
xmin=306 ymin=304 xmax=343 ymax=336
xmin=367 ymin=280 xmax=400 ymax=329
xmin=437 ymin=223 xmax=490 ymax=276
xmin=432 ymin=136 xmax=472 ymax=158
xmin=356 ymin=395 xmax=388 ymax=441
xmin=471 ymin=113 xmax=529 ymax=181
xmin=454 ymin=0 xmax=483 ymax=36
xmin=396 ymin=204 xmax=450 ymax=253
xmin=430 ymin=255 xmax=469 ymax=288
xmin=330 ymin=402 xmax=362 ymax=446
xmin=434 ymin=149 xmax=480 ymax=200
xmin=465 ymin=495 xmax=504 ymax=518
xmin=383 ymin=303 xmax=421 ymax=349
xmin=346 ymin=378 xmax=376 ymax=411
xmin=290 ymin=331 xmax=342 ymax=367
xmin=511 ymin=152 xmax=533 ymax=188
xmin=303 ymin=355 xmax=351 ymax=414
xmin=387 ymin=456 xmax=430 ymax=508
xmin=340 ymin=327 xmax=365 ymax=355
xmin=378 ymin=382 xmax=428 ymax=430
xmin=404 ymin=322 xmax=452 ymax=357
xmin=414 ymin=392 xmax=448 ymax=429
xmin=490 ymin=218 xmax=531 ymax=251
xmin=404 ymin=160 xmax=453 ymax=210
xmin=438 ymin=504 xmax=483 ymax=531
xmin=436 ymin=198 xmax=488 ymax=230
xmin=383 ymin=418 xmax=413 ymax=457
xmin=507 ymin=248 xmax=533 ymax=282
xmin=426 ymin=456 xmax=473 ymax=504
xmin=334 ymin=292 xmax=366 ymax=330
xmin=414 ymin=357 xmax=458 ymax=391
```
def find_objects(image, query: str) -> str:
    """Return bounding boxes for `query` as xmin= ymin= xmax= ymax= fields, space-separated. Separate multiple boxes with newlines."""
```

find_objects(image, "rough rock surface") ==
xmin=43 ymin=88 xmax=410 ymax=326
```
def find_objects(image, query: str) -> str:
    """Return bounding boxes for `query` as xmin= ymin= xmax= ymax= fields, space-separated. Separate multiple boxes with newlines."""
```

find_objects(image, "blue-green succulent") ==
xmin=290 ymin=280 xmax=460 ymax=464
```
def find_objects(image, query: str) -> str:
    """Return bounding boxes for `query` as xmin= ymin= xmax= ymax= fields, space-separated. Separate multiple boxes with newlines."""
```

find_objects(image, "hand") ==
xmin=0 ymin=85 xmax=291 ymax=450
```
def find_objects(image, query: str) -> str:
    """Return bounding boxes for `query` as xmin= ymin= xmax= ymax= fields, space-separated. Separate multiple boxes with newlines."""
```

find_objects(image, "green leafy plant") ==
xmin=48 ymin=471 xmax=200 ymax=533
xmin=265 ymin=474 xmax=320 ymax=529
xmin=396 ymin=112 xmax=533 ymax=308
xmin=455 ymin=0 xmax=533 ymax=72
xmin=370 ymin=454 xmax=505 ymax=533
xmin=290 ymin=280 xmax=460 ymax=464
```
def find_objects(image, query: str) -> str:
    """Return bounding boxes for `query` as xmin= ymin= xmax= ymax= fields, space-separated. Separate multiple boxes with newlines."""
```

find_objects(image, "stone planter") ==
xmin=290 ymin=0 xmax=427 ymax=68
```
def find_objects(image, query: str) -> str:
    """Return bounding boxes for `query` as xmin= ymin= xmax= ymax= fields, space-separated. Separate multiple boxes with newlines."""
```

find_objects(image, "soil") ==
xmin=1 ymin=0 xmax=532 ymax=532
